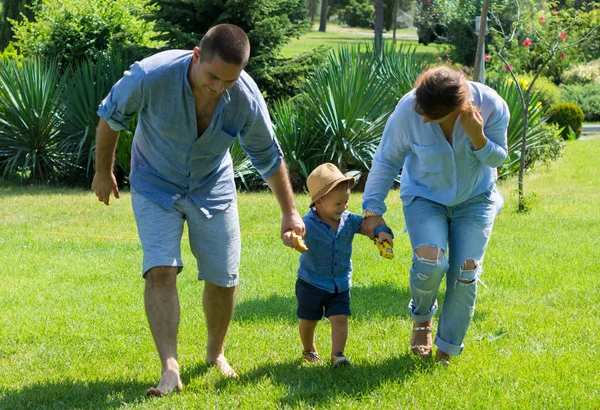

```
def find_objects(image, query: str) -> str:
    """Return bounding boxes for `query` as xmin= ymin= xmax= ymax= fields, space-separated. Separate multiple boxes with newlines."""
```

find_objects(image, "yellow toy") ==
xmin=374 ymin=239 xmax=394 ymax=259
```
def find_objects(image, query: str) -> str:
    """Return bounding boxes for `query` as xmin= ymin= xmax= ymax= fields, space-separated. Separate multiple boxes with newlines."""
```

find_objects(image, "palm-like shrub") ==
xmin=300 ymin=45 xmax=399 ymax=176
xmin=271 ymin=98 xmax=325 ymax=192
xmin=489 ymin=77 xmax=563 ymax=178
xmin=61 ymin=53 xmax=136 ymax=182
xmin=378 ymin=41 xmax=426 ymax=101
xmin=229 ymin=138 xmax=257 ymax=191
xmin=0 ymin=58 xmax=69 ymax=182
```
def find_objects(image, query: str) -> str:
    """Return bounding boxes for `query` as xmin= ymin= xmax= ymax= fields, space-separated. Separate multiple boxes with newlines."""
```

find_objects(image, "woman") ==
xmin=361 ymin=66 xmax=509 ymax=364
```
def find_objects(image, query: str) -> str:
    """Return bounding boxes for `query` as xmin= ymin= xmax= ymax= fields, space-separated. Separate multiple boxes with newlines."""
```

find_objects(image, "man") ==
xmin=92 ymin=24 xmax=304 ymax=396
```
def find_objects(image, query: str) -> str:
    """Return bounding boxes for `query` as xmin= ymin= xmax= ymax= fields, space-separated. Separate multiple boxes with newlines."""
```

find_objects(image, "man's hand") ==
xmin=360 ymin=215 xmax=386 ymax=240
xmin=281 ymin=211 xmax=305 ymax=245
xmin=460 ymin=107 xmax=487 ymax=150
xmin=92 ymin=172 xmax=120 ymax=206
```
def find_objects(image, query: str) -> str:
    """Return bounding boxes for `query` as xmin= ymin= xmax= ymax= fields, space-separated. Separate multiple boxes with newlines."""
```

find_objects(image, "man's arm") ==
xmin=265 ymin=161 xmax=305 ymax=241
xmin=91 ymin=118 xmax=120 ymax=205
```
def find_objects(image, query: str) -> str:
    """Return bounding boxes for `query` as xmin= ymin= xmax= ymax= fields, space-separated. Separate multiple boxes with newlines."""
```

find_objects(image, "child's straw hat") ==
xmin=307 ymin=163 xmax=355 ymax=208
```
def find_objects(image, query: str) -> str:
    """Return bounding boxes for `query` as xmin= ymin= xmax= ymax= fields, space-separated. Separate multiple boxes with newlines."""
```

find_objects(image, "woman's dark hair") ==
xmin=413 ymin=66 xmax=471 ymax=120
xmin=199 ymin=24 xmax=250 ymax=66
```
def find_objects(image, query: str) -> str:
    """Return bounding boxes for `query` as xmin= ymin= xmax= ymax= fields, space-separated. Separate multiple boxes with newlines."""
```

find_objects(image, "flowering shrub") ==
xmin=561 ymin=60 xmax=600 ymax=85
xmin=487 ymin=2 xmax=599 ymax=82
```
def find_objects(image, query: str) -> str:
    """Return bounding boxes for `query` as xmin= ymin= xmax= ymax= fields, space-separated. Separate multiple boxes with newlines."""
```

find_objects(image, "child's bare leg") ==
xmin=329 ymin=315 xmax=348 ymax=362
xmin=299 ymin=319 xmax=319 ymax=360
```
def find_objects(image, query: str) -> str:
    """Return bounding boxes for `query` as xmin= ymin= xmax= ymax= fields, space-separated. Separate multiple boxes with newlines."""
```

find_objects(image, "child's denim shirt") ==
xmin=297 ymin=209 xmax=363 ymax=293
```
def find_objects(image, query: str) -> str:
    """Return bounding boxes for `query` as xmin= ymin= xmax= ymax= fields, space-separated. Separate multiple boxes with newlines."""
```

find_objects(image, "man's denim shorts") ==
xmin=131 ymin=189 xmax=241 ymax=287
xmin=295 ymin=278 xmax=351 ymax=320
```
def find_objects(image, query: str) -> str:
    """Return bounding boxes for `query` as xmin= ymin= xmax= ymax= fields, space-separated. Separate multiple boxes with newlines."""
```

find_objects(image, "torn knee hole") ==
xmin=457 ymin=278 xmax=476 ymax=284
xmin=461 ymin=259 xmax=477 ymax=271
xmin=415 ymin=245 xmax=444 ymax=263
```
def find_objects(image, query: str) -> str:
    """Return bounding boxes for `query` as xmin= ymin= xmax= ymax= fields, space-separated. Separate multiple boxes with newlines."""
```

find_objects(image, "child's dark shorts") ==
xmin=295 ymin=278 xmax=351 ymax=320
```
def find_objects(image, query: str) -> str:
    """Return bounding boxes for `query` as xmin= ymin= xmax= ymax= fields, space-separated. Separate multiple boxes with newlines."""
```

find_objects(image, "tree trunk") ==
xmin=374 ymin=0 xmax=384 ymax=53
xmin=319 ymin=0 xmax=328 ymax=32
xmin=518 ymin=102 xmax=528 ymax=211
xmin=392 ymin=0 xmax=399 ymax=43
xmin=473 ymin=0 xmax=491 ymax=83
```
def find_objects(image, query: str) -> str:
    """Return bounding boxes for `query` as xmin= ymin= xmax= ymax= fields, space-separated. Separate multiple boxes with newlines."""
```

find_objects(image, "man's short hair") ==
xmin=199 ymin=24 xmax=250 ymax=66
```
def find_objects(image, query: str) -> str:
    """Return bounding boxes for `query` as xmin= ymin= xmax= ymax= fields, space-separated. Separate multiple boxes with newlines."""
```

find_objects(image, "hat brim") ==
xmin=309 ymin=176 xmax=355 ymax=208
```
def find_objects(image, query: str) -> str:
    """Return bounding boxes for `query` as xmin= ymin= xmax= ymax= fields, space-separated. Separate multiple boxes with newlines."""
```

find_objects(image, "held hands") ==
xmin=283 ymin=230 xmax=308 ymax=253
xmin=91 ymin=172 xmax=119 ymax=206
xmin=360 ymin=215 xmax=386 ymax=240
xmin=460 ymin=105 xmax=487 ymax=150
xmin=281 ymin=210 xmax=305 ymax=249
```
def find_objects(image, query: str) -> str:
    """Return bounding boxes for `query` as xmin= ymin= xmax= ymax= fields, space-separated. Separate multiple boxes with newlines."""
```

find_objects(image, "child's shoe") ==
xmin=303 ymin=350 xmax=321 ymax=363
xmin=331 ymin=351 xmax=351 ymax=368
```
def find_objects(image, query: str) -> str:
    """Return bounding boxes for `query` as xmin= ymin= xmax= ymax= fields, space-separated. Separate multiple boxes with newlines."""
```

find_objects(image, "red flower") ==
xmin=560 ymin=32 xmax=567 ymax=41
xmin=504 ymin=64 xmax=513 ymax=71
xmin=523 ymin=38 xmax=532 ymax=47
xmin=560 ymin=53 xmax=566 ymax=60
xmin=484 ymin=54 xmax=491 ymax=63
xmin=552 ymin=8 xmax=558 ymax=15
xmin=540 ymin=15 xmax=546 ymax=23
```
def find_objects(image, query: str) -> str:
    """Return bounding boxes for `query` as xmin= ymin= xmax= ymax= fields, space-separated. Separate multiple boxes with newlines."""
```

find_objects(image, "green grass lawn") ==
xmin=1 ymin=138 xmax=599 ymax=409
xmin=282 ymin=29 xmax=442 ymax=62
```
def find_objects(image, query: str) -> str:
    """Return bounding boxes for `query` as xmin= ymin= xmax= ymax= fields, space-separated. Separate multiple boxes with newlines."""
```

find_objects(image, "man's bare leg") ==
xmin=203 ymin=282 xmax=238 ymax=377
xmin=145 ymin=266 xmax=183 ymax=396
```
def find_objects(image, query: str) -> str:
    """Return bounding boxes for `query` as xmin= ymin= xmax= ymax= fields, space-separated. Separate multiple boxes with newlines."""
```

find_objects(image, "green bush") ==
xmin=10 ymin=0 xmax=162 ymax=68
xmin=561 ymin=60 xmax=600 ymax=85
xmin=548 ymin=102 xmax=585 ymax=140
xmin=0 ymin=58 xmax=70 ymax=183
xmin=560 ymin=84 xmax=600 ymax=122
xmin=521 ymin=74 xmax=562 ymax=110
xmin=341 ymin=0 xmax=374 ymax=29
xmin=488 ymin=76 xmax=565 ymax=178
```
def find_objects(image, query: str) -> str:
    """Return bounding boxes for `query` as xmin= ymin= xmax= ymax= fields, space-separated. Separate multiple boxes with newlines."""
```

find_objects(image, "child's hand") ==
xmin=284 ymin=230 xmax=308 ymax=253
xmin=377 ymin=232 xmax=393 ymax=247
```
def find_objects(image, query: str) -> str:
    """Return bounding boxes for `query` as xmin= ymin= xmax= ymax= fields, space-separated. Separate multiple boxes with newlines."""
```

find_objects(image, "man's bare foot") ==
xmin=207 ymin=355 xmax=238 ymax=378
xmin=435 ymin=349 xmax=450 ymax=367
xmin=147 ymin=368 xmax=183 ymax=396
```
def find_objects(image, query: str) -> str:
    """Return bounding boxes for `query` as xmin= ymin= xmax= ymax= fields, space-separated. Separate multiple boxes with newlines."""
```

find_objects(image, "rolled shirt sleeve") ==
xmin=473 ymin=94 xmax=509 ymax=168
xmin=97 ymin=62 xmax=145 ymax=132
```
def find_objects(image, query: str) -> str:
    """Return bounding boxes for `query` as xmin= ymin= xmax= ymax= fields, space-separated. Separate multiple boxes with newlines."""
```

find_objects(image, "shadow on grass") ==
xmin=234 ymin=283 xmax=411 ymax=324
xmin=226 ymin=353 xmax=436 ymax=408
xmin=0 ymin=379 xmax=149 ymax=409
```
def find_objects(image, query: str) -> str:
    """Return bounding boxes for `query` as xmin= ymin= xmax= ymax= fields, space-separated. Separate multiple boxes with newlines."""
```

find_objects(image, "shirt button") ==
xmin=192 ymin=121 xmax=196 ymax=125
xmin=188 ymin=100 xmax=193 ymax=103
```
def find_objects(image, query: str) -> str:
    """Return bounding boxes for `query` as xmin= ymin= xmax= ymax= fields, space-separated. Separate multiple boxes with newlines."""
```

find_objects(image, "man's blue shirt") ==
xmin=297 ymin=209 xmax=363 ymax=293
xmin=98 ymin=50 xmax=282 ymax=217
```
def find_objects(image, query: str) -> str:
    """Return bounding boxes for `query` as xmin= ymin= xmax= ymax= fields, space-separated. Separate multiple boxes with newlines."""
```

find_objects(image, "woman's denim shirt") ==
xmin=363 ymin=81 xmax=509 ymax=214
xmin=297 ymin=209 xmax=363 ymax=293
xmin=97 ymin=50 xmax=282 ymax=217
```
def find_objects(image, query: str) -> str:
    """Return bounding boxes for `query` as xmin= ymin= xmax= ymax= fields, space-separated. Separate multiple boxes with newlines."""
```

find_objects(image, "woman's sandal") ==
xmin=410 ymin=326 xmax=433 ymax=357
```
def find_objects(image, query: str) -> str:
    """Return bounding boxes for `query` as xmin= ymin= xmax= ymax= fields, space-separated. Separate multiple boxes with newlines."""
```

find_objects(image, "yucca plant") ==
xmin=490 ymin=77 xmax=560 ymax=178
xmin=271 ymin=98 xmax=325 ymax=192
xmin=300 ymin=44 xmax=398 ymax=177
xmin=377 ymin=41 xmax=426 ymax=101
xmin=61 ymin=52 xmax=136 ymax=182
xmin=0 ymin=58 xmax=70 ymax=183
xmin=229 ymin=137 xmax=256 ymax=191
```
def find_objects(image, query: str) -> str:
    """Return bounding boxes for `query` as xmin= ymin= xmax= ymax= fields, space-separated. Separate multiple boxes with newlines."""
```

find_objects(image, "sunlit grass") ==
xmin=282 ymin=29 xmax=442 ymax=62
xmin=0 ymin=139 xmax=599 ymax=408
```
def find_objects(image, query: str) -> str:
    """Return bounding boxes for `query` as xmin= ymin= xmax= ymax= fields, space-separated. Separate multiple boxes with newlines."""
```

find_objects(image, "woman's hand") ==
xmin=361 ymin=215 xmax=386 ymax=239
xmin=460 ymin=107 xmax=487 ymax=150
